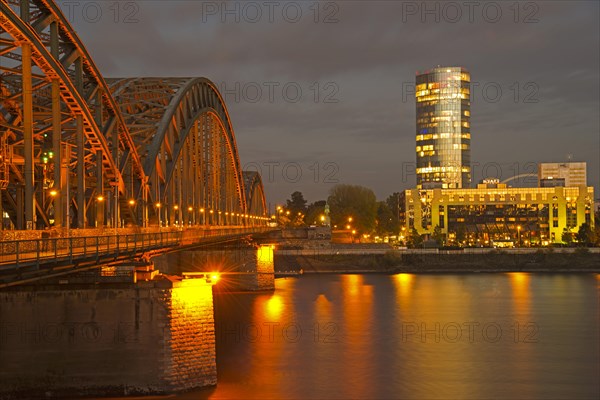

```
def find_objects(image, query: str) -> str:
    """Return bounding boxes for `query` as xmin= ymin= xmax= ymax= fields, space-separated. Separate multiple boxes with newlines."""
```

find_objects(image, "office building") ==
xmin=538 ymin=162 xmax=587 ymax=187
xmin=415 ymin=66 xmax=471 ymax=189
xmin=402 ymin=182 xmax=594 ymax=246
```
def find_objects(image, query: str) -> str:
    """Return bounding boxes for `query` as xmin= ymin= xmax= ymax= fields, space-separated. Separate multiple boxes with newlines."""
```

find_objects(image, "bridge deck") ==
xmin=0 ymin=227 xmax=273 ymax=288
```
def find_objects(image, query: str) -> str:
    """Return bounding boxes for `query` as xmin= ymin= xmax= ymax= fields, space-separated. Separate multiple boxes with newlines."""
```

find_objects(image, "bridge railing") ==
xmin=0 ymin=231 xmax=183 ymax=269
xmin=0 ymin=226 xmax=274 ymax=270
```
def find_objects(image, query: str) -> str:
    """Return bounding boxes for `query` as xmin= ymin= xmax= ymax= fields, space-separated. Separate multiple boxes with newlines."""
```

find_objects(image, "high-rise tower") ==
xmin=415 ymin=66 xmax=471 ymax=188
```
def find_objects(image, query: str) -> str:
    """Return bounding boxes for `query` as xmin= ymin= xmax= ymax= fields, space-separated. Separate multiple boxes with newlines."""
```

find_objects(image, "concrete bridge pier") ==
xmin=0 ymin=276 xmax=217 ymax=398
xmin=231 ymin=244 xmax=275 ymax=291
xmin=153 ymin=244 xmax=275 ymax=292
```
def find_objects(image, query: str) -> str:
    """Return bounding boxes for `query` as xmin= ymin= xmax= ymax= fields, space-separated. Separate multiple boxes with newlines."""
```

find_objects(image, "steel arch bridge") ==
xmin=0 ymin=0 xmax=268 ymax=231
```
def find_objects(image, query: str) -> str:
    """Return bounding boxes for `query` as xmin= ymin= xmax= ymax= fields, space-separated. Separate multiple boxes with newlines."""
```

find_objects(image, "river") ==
xmin=169 ymin=273 xmax=600 ymax=399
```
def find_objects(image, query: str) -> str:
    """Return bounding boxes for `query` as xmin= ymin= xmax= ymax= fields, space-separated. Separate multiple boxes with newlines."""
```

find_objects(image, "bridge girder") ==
xmin=109 ymin=78 xmax=250 ymax=227
xmin=243 ymin=171 xmax=267 ymax=219
xmin=0 ymin=0 xmax=144 ymax=229
xmin=0 ymin=0 xmax=267 ymax=231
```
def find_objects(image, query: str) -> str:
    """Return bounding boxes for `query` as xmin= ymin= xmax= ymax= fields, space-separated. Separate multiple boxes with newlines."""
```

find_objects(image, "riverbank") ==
xmin=274 ymin=249 xmax=600 ymax=274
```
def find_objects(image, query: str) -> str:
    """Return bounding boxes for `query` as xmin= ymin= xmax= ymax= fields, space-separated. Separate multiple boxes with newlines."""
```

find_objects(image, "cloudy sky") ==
xmin=58 ymin=0 xmax=599 ymax=206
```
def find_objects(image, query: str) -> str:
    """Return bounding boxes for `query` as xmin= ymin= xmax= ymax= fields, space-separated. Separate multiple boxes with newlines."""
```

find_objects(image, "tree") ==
xmin=407 ymin=227 xmax=423 ymax=248
xmin=576 ymin=223 xmax=595 ymax=247
xmin=455 ymin=225 xmax=467 ymax=246
xmin=286 ymin=191 xmax=307 ymax=216
xmin=277 ymin=212 xmax=292 ymax=228
xmin=385 ymin=192 xmax=401 ymax=226
xmin=327 ymin=184 xmax=377 ymax=233
xmin=280 ymin=191 xmax=308 ymax=226
xmin=305 ymin=200 xmax=327 ymax=225
xmin=561 ymin=227 xmax=574 ymax=246
xmin=432 ymin=225 xmax=445 ymax=246
xmin=376 ymin=201 xmax=396 ymax=235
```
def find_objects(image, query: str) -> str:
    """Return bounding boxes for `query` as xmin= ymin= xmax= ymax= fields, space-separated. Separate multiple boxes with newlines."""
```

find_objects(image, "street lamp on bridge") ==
xmin=156 ymin=202 xmax=162 ymax=229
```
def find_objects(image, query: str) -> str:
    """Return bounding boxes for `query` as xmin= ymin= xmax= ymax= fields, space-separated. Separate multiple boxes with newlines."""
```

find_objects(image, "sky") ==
xmin=57 ymin=0 xmax=600 ymax=206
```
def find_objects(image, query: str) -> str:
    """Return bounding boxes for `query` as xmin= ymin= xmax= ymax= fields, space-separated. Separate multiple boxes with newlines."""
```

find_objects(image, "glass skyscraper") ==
xmin=415 ymin=66 xmax=471 ymax=189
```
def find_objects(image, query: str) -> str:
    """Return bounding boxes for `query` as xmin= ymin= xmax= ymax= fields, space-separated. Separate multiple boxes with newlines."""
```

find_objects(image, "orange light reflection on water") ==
xmin=392 ymin=273 xmax=414 ymax=316
xmin=340 ymin=275 xmax=373 ymax=399
xmin=265 ymin=295 xmax=284 ymax=321
xmin=245 ymin=279 xmax=298 ymax=395
xmin=508 ymin=272 xmax=531 ymax=317
xmin=394 ymin=273 xmax=414 ymax=297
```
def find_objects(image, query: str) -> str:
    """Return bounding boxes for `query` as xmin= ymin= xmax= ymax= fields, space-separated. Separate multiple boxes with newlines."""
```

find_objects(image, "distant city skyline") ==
xmin=59 ymin=1 xmax=599 ymax=204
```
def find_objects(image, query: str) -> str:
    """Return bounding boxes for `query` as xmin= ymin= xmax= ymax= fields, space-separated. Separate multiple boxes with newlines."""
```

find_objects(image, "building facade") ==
xmin=538 ymin=162 xmax=587 ymax=187
xmin=415 ymin=67 xmax=471 ymax=189
xmin=403 ymin=184 xmax=594 ymax=246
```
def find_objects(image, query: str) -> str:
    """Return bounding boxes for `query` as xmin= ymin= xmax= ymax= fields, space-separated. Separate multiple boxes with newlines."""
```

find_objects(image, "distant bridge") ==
xmin=0 ymin=0 xmax=268 ymax=232
xmin=500 ymin=173 xmax=537 ymax=185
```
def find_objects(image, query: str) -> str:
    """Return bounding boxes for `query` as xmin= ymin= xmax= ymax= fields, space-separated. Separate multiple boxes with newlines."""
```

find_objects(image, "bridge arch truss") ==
xmin=0 ymin=0 xmax=267 ymax=231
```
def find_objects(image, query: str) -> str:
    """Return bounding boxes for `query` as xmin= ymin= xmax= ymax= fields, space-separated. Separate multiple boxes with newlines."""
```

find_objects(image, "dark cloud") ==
xmin=59 ymin=0 xmax=599 ymax=205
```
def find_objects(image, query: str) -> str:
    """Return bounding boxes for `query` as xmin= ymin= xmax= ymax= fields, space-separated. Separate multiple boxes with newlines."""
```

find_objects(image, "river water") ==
xmin=173 ymin=273 xmax=599 ymax=400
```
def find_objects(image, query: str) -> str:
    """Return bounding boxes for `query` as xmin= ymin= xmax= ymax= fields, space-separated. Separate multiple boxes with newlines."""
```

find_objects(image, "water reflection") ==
xmin=508 ymin=272 xmax=531 ymax=317
xmin=393 ymin=273 xmax=414 ymax=295
xmin=265 ymin=295 xmax=284 ymax=320
xmin=193 ymin=273 xmax=599 ymax=400
xmin=340 ymin=275 xmax=374 ymax=399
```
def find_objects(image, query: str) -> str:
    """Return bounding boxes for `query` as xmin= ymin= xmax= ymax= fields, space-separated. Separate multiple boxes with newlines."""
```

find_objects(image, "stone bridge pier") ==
xmin=0 ymin=244 xmax=275 ymax=398
xmin=0 ymin=277 xmax=217 ymax=398
xmin=153 ymin=244 xmax=275 ymax=292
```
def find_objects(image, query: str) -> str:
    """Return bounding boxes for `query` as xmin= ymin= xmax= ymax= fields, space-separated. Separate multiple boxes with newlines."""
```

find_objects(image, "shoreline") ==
xmin=276 ymin=268 xmax=600 ymax=276
xmin=274 ymin=251 xmax=600 ymax=275
xmin=276 ymin=267 xmax=600 ymax=276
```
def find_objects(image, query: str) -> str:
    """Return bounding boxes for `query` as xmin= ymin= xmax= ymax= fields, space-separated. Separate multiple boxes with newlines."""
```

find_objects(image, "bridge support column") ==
xmin=49 ymin=21 xmax=62 ymax=229
xmin=51 ymin=79 xmax=62 ymax=228
xmin=96 ymin=150 xmax=105 ymax=227
xmin=154 ymin=244 xmax=275 ymax=291
xmin=22 ymin=43 xmax=35 ymax=230
xmin=16 ymin=186 xmax=24 ymax=229
xmin=76 ymin=114 xmax=85 ymax=228
xmin=0 ymin=278 xmax=217 ymax=397
xmin=74 ymin=55 xmax=86 ymax=229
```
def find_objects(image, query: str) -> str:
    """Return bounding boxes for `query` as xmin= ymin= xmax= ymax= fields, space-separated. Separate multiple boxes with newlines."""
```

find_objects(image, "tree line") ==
xmin=277 ymin=184 xmax=401 ymax=237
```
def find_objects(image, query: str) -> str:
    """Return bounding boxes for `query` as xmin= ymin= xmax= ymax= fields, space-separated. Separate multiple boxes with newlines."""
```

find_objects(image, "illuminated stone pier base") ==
xmin=0 ymin=278 xmax=216 ymax=398
xmin=154 ymin=244 xmax=275 ymax=291
xmin=233 ymin=245 xmax=275 ymax=291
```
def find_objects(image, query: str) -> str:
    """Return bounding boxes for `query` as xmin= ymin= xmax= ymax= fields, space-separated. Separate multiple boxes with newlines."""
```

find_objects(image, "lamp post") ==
xmin=517 ymin=225 xmax=522 ymax=247
xmin=96 ymin=195 xmax=104 ymax=228
xmin=48 ymin=189 xmax=58 ymax=228
xmin=63 ymin=145 xmax=72 ymax=236
xmin=156 ymin=202 xmax=162 ymax=230
xmin=113 ymin=177 xmax=119 ymax=235
xmin=123 ymin=198 xmax=134 ymax=228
